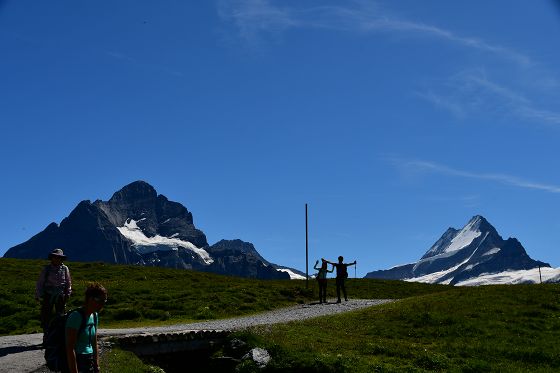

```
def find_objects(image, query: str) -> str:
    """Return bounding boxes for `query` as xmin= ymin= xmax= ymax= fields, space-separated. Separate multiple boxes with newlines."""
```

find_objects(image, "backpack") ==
xmin=44 ymin=308 xmax=97 ymax=372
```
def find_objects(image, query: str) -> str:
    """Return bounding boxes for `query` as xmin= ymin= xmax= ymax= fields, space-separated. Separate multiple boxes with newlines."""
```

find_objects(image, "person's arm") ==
xmin=327 ymin=267 xmax=334 ymax=273
xmin=64 ymin=265 xmax=72 ymax=300
xmin=66 ymin=328 xmax=79 ymax=373
xmin=35 ymin=266 xmax=47 ymax=301
xmin=346 ymin=261 xmax=357 ymax=267
xmin=314 ymin=260 xmax=320 ymax=270
xmin=323 ymin=258 xmax=334 ymax=265
xmin=93 ymin=332 xmax=100 ymax=373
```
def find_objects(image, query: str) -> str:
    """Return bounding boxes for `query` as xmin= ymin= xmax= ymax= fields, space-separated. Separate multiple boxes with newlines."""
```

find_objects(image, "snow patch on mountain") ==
xmin=445 ymin=226 xmax=481 ymax=254
xmin=277 ymin=268 xmax=306 ymax=280
xmin=407 ymin=258 xmax=470 ymax=284
xmin=455 ymin=267 xmax=560 ymax=286
xmin=117 ymin=218 xmax=214 ymax=264
xmin=483 ymin=248 xmax=500 ymax=256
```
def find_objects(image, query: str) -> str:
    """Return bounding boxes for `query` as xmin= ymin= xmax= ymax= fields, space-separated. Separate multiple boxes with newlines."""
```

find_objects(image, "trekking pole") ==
xmin=355 ymin=261 xmax=357 ymax=279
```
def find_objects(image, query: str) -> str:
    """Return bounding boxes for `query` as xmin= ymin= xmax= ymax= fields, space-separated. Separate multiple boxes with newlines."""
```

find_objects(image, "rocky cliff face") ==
xmin=4 ymin=181 xmax=289 ymax=280
xmin=365 ymin=215 xmax=549 ymax=285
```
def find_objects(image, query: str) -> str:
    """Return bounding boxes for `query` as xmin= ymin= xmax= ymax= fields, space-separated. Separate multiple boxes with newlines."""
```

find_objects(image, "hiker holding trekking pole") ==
xmin=36 ymin=249 xmax=72 ymax=342
xmin=323 ymin=256 xmax=356 ymax=303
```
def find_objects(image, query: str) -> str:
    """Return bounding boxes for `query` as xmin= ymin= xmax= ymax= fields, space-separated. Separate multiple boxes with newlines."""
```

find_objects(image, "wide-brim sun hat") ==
xmin=48 ymin=248 xmax=67 ymax=260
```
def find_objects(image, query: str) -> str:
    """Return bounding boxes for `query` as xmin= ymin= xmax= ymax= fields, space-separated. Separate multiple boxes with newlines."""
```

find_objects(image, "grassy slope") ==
xmin=245 ymin=285 xmax=560 ymax=372
xmin=5 ymin=258 xmax=558 ymax=372
xmin=0 ymin=258 xmax=447 ymax=335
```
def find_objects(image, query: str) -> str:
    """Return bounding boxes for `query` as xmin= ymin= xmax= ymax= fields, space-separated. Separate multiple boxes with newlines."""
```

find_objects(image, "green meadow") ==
xmin=2 ymin=258 xmax=560 ymax=372
xmin=243 ymin=284 xmax=560 ymax=372
xmin=0 ymin=258 xmax=446 ymax=335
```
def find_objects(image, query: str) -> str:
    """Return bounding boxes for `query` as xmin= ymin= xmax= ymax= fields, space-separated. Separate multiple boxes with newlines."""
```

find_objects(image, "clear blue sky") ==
xmin=1 ymin=1 xmax=560 ymax=276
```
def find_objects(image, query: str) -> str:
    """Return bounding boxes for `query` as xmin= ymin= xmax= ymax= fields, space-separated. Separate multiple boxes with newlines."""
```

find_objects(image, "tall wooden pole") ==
xmin=305 ymin=203 xmax=309 ymax=289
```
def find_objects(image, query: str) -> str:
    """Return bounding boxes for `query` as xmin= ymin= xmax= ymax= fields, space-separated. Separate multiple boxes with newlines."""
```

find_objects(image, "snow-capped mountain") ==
xmin=4 ymin=181 xmax=290 ymax=280
xmin=365 ymin=215 xmax=552 ymax=285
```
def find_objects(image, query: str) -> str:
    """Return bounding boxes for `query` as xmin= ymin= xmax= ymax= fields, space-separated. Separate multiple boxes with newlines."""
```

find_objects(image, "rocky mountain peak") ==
xmin=4 ymin=181 xmax=289 ymax=280
xmin=464 ymin=215 xmax=496 ymax=235
xmin=109 ymin=180 xmax=157 ymax=204
xmin=366 ymin=215 xmax=548 ymax=285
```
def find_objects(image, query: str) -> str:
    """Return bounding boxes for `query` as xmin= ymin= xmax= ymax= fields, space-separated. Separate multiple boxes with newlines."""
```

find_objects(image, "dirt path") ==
xmin=0 ymin=299 xmax=394 ymax=372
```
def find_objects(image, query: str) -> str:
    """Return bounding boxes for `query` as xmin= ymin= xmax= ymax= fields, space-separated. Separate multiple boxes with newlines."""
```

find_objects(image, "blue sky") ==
xmin=1 ymin=1 xmax=560 ymax=276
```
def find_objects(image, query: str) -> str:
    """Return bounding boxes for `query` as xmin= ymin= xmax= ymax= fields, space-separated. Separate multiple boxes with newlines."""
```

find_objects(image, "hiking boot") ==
xmin=336 ymin=299 xmax=341 ymax=303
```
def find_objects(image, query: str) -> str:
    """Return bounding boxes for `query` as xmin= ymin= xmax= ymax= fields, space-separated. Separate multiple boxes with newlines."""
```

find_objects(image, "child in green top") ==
xmin=65 ymin=283 xmax=107 ymax=373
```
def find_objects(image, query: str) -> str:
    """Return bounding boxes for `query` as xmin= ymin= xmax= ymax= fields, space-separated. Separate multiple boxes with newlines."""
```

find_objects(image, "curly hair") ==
xmin=85 ymin=282 xmax=107 ymax=301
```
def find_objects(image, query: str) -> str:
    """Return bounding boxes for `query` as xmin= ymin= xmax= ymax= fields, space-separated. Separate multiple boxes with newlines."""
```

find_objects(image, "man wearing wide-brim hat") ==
xmin=36 ymin=248 xmax=72 ymax=340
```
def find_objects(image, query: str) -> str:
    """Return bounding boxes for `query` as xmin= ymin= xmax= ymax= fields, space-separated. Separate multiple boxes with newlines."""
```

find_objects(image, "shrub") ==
xmin=112 ymin=308 xmax=142 ymax=321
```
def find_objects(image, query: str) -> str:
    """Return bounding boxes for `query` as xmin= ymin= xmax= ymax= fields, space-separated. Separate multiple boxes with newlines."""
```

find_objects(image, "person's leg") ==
xmin=320 ymin=282 xmax=326 ymax=303
xmin=54 ymin=294 xmax=65 ymax=315
xmin=335 ymin=278 xmax=342 ymax=303
xmin=76 ymin=353 xmax=95 ymax=373
xmin=342 ymin=280 xmax=348 ymax=301
xmin=40 ymin=293 xmax=55 ymax=345
xmin=40 ymin=293 xmax=53 ymax=332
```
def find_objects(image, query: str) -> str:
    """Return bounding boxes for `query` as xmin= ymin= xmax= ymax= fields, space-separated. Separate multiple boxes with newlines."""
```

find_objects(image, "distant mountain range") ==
xmin=5 ymin=183 xmax=555 ymax=285
xmin=4 ymin=181 xmax=302 ymax=280
xmin=365 ymin=215 xmax=554 ymax=285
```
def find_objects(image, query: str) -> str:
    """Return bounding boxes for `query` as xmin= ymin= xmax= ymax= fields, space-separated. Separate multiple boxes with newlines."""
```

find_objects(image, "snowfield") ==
xmin=117 ymin=218 xmax=214 ymax=264
xmin=454 ymin=267 xmax=560 ymax=286
xmin=277 ymin=268 xmax=306 ymax=280
xmin=406 ymin=266 xmax=560 ymax=286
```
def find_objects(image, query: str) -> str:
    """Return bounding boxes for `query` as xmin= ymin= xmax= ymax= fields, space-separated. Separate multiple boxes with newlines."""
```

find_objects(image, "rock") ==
xmin=224 ymin=338 xmax=249 ymax=358
xmin=242 ymin=347 xmax=271 ymax=368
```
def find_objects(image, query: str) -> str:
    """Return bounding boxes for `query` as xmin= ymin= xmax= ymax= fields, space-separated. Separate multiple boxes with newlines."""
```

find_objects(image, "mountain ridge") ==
xmin=4 ymin=181 xmax=290 ymax=280
xmin=365 ymin=215 xmax=550 ymax=285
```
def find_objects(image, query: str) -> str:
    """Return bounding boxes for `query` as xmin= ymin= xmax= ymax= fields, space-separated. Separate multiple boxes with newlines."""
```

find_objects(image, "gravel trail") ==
xmin=0 ymin=299 xmax=394 ymax=372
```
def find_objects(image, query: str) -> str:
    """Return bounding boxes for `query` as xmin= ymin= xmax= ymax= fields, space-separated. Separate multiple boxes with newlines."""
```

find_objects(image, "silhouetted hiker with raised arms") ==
xmin=324 ymin=256 xmax=356 ymax=303
xmin=314 ymin=259 xmax=334 ymax=304
xmin=36 ymin=248 xmax=72 ymax=343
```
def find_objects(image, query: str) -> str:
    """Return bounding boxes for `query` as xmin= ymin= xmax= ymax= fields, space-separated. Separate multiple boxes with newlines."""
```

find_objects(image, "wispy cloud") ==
xmin=217 ymin=0 xmax=298 ymax=44
xmin=396 ymin=159 xmax=560 ymax=194
xmin=414 ymin=91 xmax=465 ymax=119
xmin=219 ymin=1 xmax=560 ymax=128
xmin=424 ymin=72 xmax=560 ymax=127
xmin=354 ymin=16 xmax=531 ymax=66
xmin=217 ymin=0 xmax=531 ymax=65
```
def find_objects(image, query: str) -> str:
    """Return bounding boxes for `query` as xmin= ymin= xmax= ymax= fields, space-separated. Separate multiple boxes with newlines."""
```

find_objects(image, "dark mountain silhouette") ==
xmin=4 ymin=181 xmax=289 ymax=280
